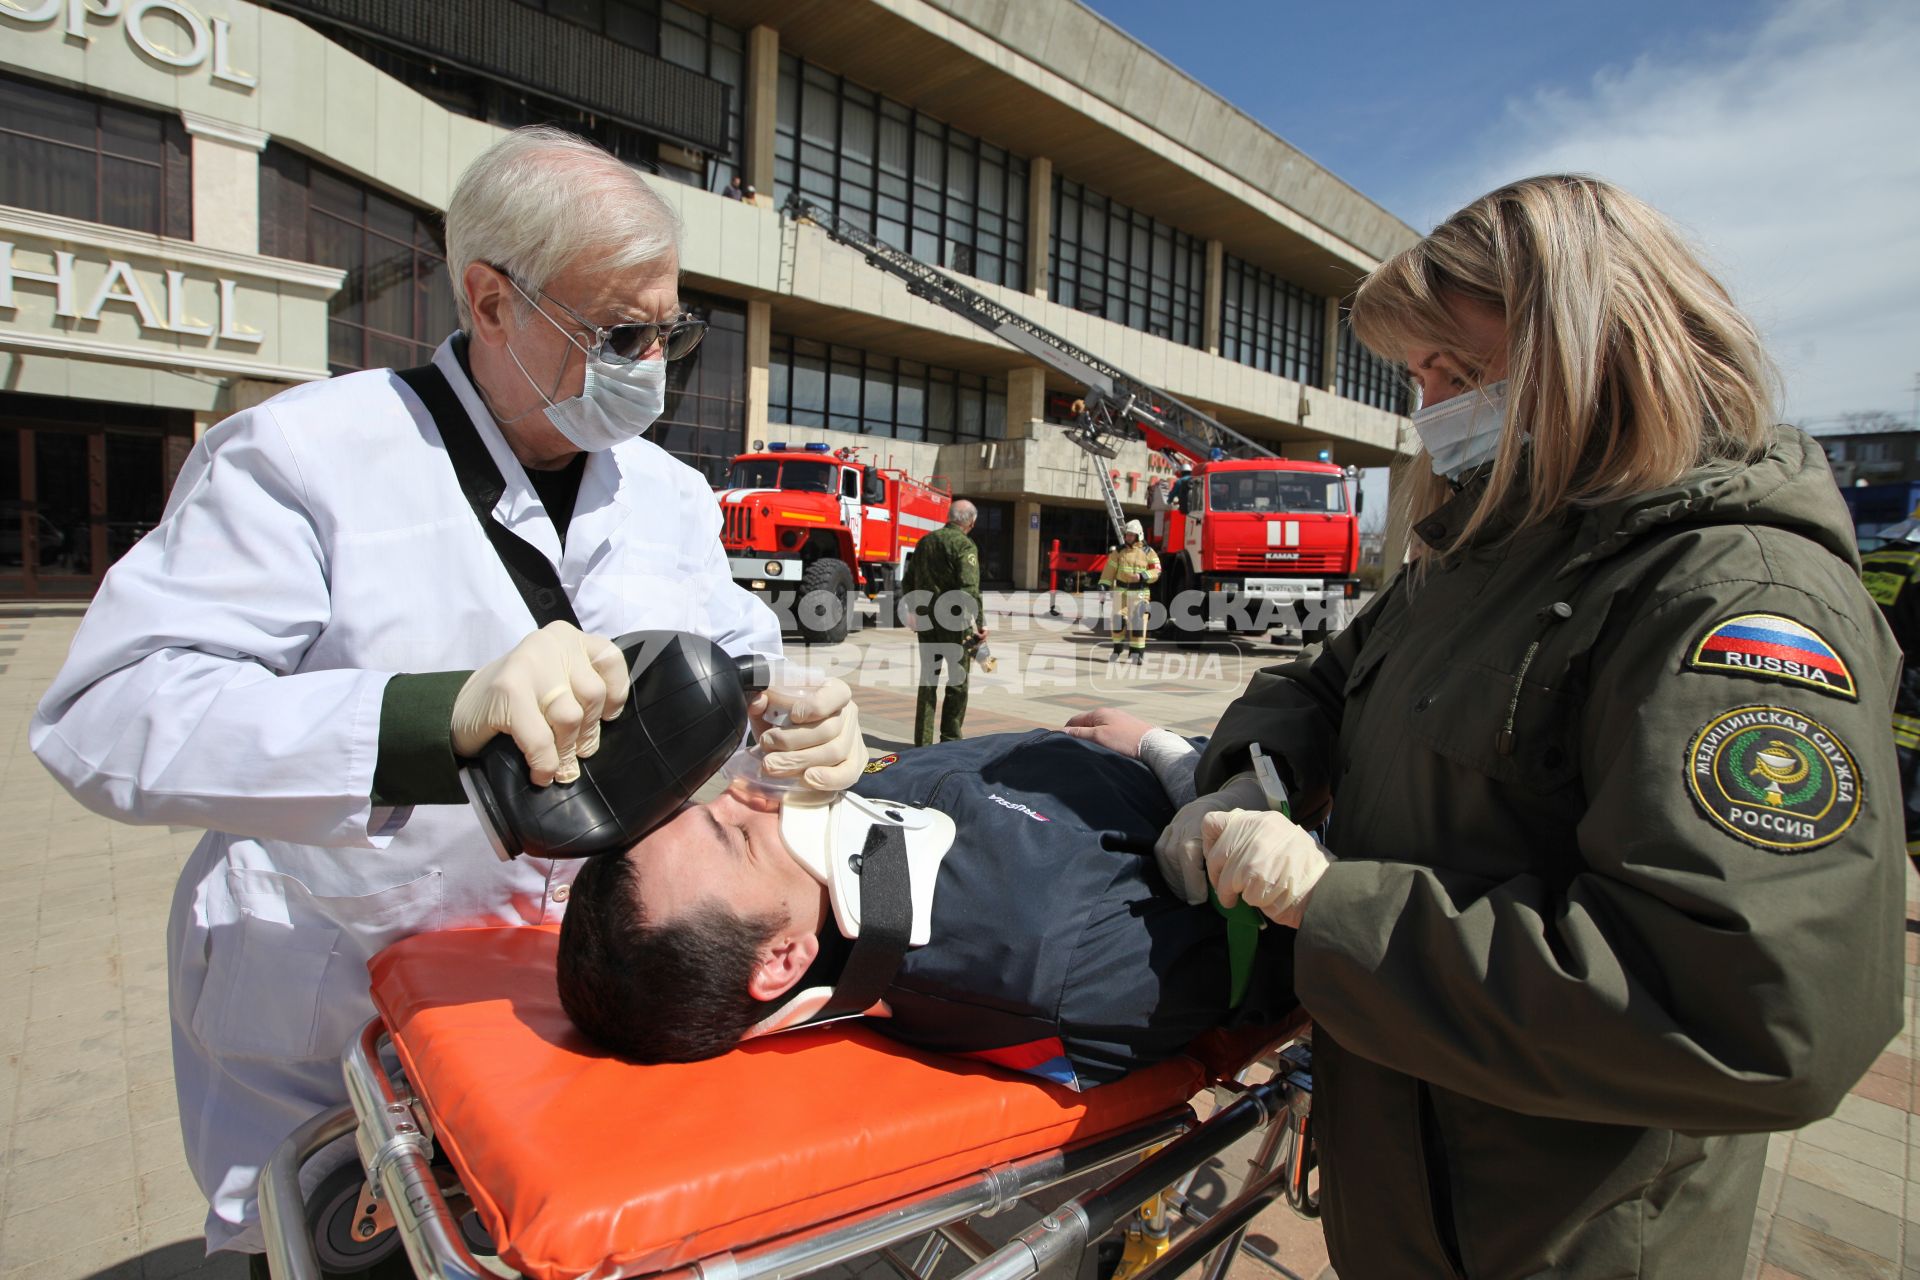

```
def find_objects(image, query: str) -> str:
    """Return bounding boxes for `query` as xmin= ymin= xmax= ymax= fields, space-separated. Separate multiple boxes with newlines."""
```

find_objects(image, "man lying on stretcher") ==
xmin=557 ymin=708 xmax=1297 ymax=1089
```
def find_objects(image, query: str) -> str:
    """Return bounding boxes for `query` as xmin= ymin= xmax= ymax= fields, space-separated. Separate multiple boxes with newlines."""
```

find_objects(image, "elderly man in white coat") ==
xmin=31 ymin=126 xmax=866 ymax=1270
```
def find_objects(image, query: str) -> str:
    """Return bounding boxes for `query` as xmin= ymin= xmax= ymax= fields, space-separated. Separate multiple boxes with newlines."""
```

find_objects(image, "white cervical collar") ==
xmin=741 ymin=791 xmax=957 ymax=1039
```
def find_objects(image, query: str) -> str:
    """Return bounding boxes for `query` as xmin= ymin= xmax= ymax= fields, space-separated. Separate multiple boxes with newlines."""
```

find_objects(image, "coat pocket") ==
xmin=1406 ymin=661 xmax=1581 ymax=794
xmin=190 ymin=867 xmax=443 ymax=1061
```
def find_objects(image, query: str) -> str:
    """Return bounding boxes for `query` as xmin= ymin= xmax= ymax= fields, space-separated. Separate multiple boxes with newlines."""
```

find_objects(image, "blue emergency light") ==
xmin=768 ymin=442 xmax=787 ymax=451
xmin=1318 ymin=449 xmax=1332 ymax=462
xmin=804 ymin=442 xmax=831 ymax=452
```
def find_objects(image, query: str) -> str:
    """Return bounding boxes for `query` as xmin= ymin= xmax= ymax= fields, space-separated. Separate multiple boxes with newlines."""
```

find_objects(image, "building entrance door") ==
xmin=0 ymin=396 xmax=190 ymax=599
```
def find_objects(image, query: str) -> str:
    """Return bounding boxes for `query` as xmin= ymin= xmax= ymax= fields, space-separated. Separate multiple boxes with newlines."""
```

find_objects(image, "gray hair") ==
xmin=445 ymin=126 xmax=681 ymax=326
xmin=948 ymin=500 xmax=978 ymax=528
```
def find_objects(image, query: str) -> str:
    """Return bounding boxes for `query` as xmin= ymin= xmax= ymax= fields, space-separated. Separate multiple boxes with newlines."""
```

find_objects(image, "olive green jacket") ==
xmin=1197 ymin=427 xmax=1904 ymax=1279
xmin=902 ymin=523 xmax=981 ymax=640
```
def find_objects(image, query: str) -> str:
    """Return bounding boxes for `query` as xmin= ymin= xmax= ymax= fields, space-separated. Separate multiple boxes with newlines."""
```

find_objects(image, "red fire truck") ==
xmin=782 ymin=195 xmax=1368 ymax=647
xmin=717 ymin=441 xmax=951 ymax=645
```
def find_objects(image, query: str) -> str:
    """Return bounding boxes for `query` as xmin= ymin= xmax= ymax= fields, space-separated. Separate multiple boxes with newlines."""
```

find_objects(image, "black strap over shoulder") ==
xmin=816 ymin=824 xmax=913 ymax=1022
xmin=396 ymin=361 xmax=579 ymax=629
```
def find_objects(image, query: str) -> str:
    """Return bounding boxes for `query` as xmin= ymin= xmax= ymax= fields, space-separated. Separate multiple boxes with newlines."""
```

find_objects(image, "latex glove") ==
xmin=1202 ymin=809 xmax=1330 ymax=929
xmin=451 ymin=622 xmax=629 ymax=786
xmin=1152 ymin=769 xmax=1267 ymax=904
xmin=752 ymin=676 xmax=864 ymax=792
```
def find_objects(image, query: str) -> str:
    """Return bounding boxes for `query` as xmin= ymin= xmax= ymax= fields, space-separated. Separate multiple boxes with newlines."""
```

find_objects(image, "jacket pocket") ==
xmin=190 ymin=868 xmax=443 ymax=1061
xmin=1406 ymin=660 xmax=1581 ymax=794
xmin=1418 ymin=1082 xmax=1468 ymax=1280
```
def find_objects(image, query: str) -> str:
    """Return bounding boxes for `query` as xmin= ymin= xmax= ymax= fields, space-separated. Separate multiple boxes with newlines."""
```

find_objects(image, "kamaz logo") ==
xmin=1264 ymin=552 xmax=1300 ymax=561
xmin=987 ymin=794 xmax=1050 ymax=822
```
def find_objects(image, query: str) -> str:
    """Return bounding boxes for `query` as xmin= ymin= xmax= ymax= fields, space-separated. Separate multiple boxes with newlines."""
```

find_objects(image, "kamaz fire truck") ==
xmin=717 ymin=441 xmax=951 ymax=646
xmin=783 ymin=196 xmax=1363 ymax=645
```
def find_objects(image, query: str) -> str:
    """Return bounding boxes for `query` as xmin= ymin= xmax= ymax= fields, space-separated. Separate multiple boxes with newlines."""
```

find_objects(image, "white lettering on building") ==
xmin=0 ymin=0 xmax=258 ymax=88
xmin=0 ymin=241 xmax=262 ymax=345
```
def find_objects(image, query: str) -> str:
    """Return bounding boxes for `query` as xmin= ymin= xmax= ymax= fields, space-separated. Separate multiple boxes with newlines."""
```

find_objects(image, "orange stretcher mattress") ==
xmin=369 ymin=926 xmax=1249 ymax=1280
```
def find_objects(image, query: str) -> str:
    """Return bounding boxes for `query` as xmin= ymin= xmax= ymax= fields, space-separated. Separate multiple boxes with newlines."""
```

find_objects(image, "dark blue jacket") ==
xmin=830 ymin=730 xmax=1295 ymax=1088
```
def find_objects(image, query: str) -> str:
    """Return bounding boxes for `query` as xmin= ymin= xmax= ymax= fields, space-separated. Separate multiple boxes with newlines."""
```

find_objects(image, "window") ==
xmin=1207 ymin=471 xmax=1346 ymax=514
xmin=658 ymin=2 xmax=744 ymax=192
xmin=1335 ymin=311 xmax=1411 ymax=415
xmin=768 ymin=335 xmax=1005 ymax=442
xmin=0 ymin=72 xmax=190 ymax=238
xmin=654 ymin=290 xmax=747 ymax=484
xmin=1220 ymin=255 xmax=1324 ymax=385
xmin=1050 ymin=177 xmax=1204 ymax=347
xmin=259 ymin=145 xmax=459 ymax=374
xmin=510 ymin=0 xmax=662 ymax=53
xmin=773 ymin=55 xmax=1028 ymax=290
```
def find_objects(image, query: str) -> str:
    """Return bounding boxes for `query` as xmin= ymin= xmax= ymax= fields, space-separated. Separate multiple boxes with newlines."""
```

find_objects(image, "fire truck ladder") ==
xmin=782 ymin=196 xmax=1277 ymax=540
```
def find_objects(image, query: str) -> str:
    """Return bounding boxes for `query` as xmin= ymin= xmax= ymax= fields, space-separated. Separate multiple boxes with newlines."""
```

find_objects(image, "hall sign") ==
xmin=1 ymin=239 xmax=262 ymax=343
xmin=0 ymin=0 xmax=258 ymax=88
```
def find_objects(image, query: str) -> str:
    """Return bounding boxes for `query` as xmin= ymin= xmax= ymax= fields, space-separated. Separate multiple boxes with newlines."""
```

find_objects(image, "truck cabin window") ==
xmin=724 ymin=459 xmax=838 ymax=494
xmin=1207 ymin=473 xmax=1346 ymax=514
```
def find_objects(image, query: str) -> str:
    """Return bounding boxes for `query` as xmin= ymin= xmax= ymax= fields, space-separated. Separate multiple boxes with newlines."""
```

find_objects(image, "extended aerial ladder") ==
xmin=782 ymin=195 xmax=1277 ymax=541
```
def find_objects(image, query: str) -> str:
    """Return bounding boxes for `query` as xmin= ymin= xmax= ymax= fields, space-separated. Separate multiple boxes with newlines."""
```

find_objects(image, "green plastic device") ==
xmin=1212 ymin=743 xmax=1287 ymax=1007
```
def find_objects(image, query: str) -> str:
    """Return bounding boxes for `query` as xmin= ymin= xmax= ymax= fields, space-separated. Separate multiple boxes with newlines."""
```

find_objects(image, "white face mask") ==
xmin=1411 ymin=380 xmax=1511 ymax=480
xmin=503 ymin=284 xmax=670 ymax=452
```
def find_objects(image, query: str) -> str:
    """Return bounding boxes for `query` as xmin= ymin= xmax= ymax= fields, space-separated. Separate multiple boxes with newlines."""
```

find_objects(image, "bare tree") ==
xmin=1836 ymin=410 xmax=1907 ymax=434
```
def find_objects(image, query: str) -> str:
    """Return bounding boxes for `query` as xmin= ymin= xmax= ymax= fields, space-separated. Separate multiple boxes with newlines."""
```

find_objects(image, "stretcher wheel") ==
xmin=306 ymin=1163 xmax=404 ymax=1275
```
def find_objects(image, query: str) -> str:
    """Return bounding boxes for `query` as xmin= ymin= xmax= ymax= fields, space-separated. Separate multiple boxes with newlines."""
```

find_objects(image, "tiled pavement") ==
xmin=2 ymin=593 xmax=1917 ymax=1280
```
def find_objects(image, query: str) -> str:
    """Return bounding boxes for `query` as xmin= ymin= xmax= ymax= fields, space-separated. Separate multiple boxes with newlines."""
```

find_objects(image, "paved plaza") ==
xmin=2 ymin=595 xmax=1918 ymax=1280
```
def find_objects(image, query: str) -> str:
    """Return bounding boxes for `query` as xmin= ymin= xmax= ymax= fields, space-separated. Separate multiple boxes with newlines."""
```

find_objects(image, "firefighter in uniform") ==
xmin=1860 ymin=508 xmax=1920 ymax=871
xmin=902 ymin=499 xmax=985 ymax=745
xmin=1101 ymin=519 xmax=1160 ymax=664
xmin=1159 ymin=176 xmax=1904 ymax=1279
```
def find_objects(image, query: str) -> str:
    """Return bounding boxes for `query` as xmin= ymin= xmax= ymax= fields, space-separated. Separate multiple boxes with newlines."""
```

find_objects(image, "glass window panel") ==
xmin=829 ymin=360 xmax=861 ymax=417
xmin=0 ymin=74 xmax=94 ymax=146
xmin=661 ymin=23 xmax=705 ymax=69
xmin=945 ymin=143 xmax=974 ymax=202
xmin=840 ymin=101 xmax=874 ymax=164
xmin=895 ymin=376 xmax=924 ymax=427
xmin=310 ymin=166 xmax=363 ymax=219
xmin=99 ymin=102 xmax=162 ymax=161
xmin=927 ymin=377 xmax=955 ymax=442
xmin=957 ymin=385 xmax=983 ymax=439
xmin=100 ymin=156 xmax=160 ymax=235
xmin=1 ymin=135 xmax=95 ymax=224
xmin=801 ymin=82 xmax=837 ymax=147
xmin=791 ymin=351 xmax=826 ymax=414
xmin=878 ymin=114 xmax=910 ymax=176
xmin=863 ymin=363 xmax=894 ymax=430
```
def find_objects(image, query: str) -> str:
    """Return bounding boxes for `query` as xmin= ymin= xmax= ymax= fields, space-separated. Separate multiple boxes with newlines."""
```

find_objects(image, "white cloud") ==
xmin=1403 ymin=0 xmax=1920 ymax=429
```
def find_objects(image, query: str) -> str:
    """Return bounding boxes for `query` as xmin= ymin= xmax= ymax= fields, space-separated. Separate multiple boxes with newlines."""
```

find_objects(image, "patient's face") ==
xmin=623 ymin=783 xmax=825 ymax=931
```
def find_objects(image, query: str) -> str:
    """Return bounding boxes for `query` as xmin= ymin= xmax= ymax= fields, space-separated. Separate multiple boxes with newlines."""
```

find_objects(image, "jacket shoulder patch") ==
xmin=1686 ymin=612 xmax=1856 ymax=701
xmin=1686 ymin=705 xmax=1862 ymax=852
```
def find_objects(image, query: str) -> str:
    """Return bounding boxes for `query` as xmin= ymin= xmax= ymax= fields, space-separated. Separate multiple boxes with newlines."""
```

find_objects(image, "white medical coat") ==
xmin=31 ymin=337 xmax=780 ymax=1251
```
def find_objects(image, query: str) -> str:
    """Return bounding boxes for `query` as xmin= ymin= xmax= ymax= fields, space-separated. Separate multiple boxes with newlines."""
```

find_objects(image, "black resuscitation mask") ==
xmin=461 ymin=630 xmax=772 ymax=860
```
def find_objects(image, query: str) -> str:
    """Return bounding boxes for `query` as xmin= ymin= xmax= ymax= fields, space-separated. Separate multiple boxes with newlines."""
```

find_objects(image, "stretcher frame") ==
xmin=259 ymin=1017 xmax=1317 ymax=1280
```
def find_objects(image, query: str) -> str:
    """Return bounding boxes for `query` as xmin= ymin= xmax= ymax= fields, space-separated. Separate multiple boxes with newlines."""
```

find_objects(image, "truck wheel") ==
xmin=1151 ymin=567 xmax=1205 ymax=647
xmin=796 ymin=560 xmax=855 ymax=646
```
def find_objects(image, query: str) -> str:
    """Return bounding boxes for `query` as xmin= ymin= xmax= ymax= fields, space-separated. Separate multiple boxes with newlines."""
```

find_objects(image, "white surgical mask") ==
xmin=1411 ymin=380 xmax=1511 ymax=481
xmin=503 ymin=283 xmax=670 ymax=452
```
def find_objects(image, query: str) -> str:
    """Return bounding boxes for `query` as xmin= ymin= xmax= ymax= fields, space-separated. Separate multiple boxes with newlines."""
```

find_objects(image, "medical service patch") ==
xmin=1687 ymin=613 xmax=1856 ymax=700
xmin=1686 ymin=705 xmax=1862 ymax=852
xmin=862 ymin=753 xmax=899 ymax=775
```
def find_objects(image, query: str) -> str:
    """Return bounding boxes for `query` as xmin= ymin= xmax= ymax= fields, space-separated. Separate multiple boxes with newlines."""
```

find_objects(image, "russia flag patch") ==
xmin=957 ymin=1037 xmax=1083 ymax=1091
xmin=1688 ymin=612 xmax=1857 ymax=700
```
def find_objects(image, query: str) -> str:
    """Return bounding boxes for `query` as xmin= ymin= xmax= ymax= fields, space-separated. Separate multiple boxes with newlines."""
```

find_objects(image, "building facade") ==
xmin=0 ymin=0 xmax=1415 ymax=594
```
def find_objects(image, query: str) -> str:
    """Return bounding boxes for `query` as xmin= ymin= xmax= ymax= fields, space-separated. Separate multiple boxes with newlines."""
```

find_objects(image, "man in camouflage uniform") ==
xmin=1860 ymin=508 xmax=1920 ymax=870
xmin=903 ymin=499 xmax=985 ymax=746
xmin=1101 ymin=518 xmax=1160 ymax=665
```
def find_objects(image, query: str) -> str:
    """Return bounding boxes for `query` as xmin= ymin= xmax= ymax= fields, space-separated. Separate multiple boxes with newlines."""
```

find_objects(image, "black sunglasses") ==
xmin=499 ymin=268 xmax=708 ymax=363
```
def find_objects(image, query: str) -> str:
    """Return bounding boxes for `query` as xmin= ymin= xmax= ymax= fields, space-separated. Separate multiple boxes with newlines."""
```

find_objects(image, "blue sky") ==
xmin=1081 ymin=0 xmax=1920 ymax=448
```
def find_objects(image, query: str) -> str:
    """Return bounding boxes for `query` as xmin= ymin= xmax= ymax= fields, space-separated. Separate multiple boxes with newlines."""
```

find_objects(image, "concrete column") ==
xmin=1013 ymin=499 xmax=1043 ymax=590
xmin=1005 ymin=365 xmax=1046 ymax=439
xmin=745 ymin=299 xmax=772 ymax=446
xmin=745 ymin=24 xmax=779 ymax=195
xmin=1203 ymin=239 xmax=1224 ymax=356
xmin=1025 ymin=155 xmax=1053 ymax=299
xmin=1322 ymin=295 xmax=1342 ymax=391
xmin=181 ymin=112 xmax=267 ymax=254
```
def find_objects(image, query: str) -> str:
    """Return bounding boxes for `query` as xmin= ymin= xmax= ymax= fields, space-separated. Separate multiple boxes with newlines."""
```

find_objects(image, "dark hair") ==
xmin=557 ymin=850 xmax=785 ymax=1063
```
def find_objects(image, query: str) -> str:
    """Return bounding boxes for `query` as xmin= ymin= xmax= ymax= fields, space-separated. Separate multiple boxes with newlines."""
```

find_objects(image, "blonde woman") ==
xmin=1160 ymin=175 xmax=1904 ymax=1277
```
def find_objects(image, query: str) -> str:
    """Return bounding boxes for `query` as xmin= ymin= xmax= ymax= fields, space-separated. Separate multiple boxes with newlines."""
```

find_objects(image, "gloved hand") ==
xmin=451 ymin=621 xmax=629 ymax=786
xmin=1153 ymin=769 xmax=1267 ymax=904
xmin=1201 ymin=808 xmax=1330 ymax=929
xmin=752 ymin=676 xmax=865 ymax=792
